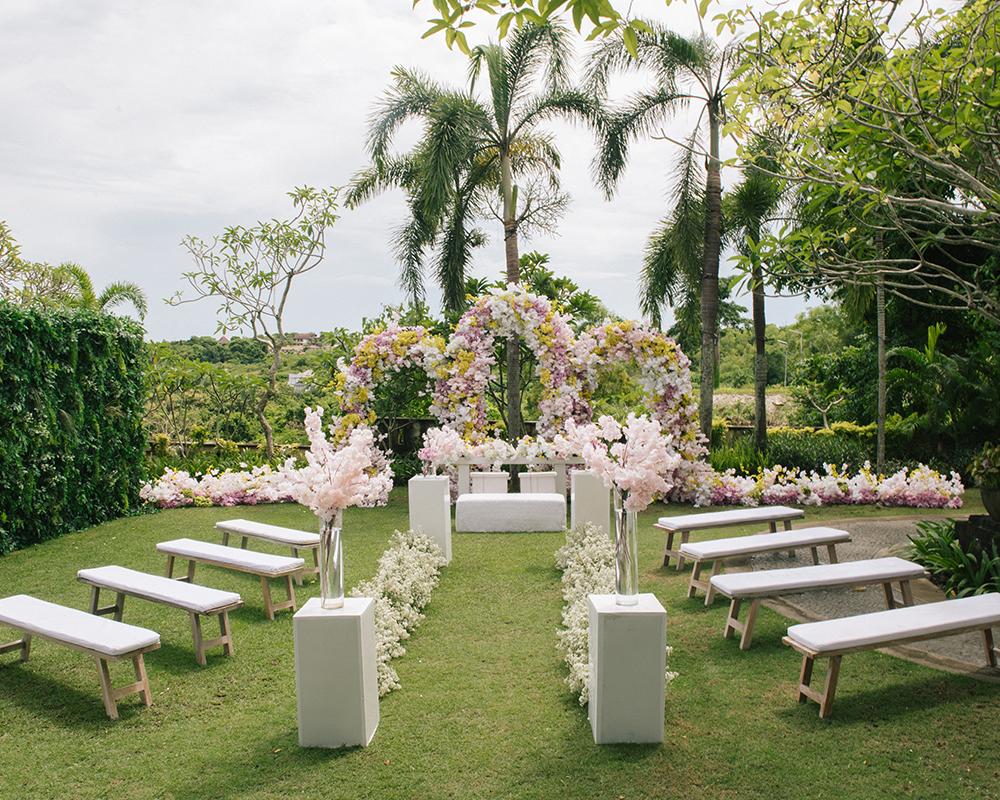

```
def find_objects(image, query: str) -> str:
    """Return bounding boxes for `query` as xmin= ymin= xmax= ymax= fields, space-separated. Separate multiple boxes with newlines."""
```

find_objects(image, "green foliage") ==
xmin=969 ymin=442 xmax=1000 ymax=489
xmin=0 ymin=304 xmax=146 ymax=553
xmin=909 ymin=519 xmax=1000 ymax=597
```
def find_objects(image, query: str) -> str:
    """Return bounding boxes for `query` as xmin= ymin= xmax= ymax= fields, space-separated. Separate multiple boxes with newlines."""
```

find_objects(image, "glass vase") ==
xmin=613 ymin=488 xmax=639 ymax=606
xmin=319 ymin=518 xmax=344 ymax=609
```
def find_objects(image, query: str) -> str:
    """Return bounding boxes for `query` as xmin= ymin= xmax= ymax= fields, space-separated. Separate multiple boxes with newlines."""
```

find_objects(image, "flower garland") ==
xmin=555 ymin=522 xmax=677 ymax=705
xmin=139 ymin=464 xmax=295 ymax=508
xmin=349 ymin=529 xmax=447 ymax=696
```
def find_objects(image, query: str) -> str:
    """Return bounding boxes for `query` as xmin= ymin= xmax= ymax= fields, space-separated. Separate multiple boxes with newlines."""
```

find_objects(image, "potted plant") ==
xmin=968 ymin=442 xmax=1000 ymax=518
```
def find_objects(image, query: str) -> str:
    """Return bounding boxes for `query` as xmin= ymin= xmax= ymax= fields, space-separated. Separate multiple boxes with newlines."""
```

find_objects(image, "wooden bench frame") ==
xmin=654 ymin=506 xmax=805 ymax=569
xmin=0 ymin=595 xmax=160 ymax=720
xmin=157 ymin=539 xmax=303 ymax=620
xmin=784 ymin=594 xmax=1000 ymax=717
xmin=215 ymin=519 xmax=320 ymax=586
xmin=679 ymin=526 xmax=851 ymax=605
xmin=710 ymin=557 xmax=926 ymax=650
xmin=77 ymin=566 xmax=243 ymax=665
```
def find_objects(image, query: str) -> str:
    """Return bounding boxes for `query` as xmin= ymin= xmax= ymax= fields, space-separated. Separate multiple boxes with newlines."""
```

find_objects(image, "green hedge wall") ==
xmin=0 ymin=305 xmax=147 ymax=554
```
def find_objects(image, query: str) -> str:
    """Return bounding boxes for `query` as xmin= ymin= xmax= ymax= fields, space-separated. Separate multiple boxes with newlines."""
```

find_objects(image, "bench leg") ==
xmin=723 ymin=598 xmax=742 ymax=640
xmin=983 ymin=628 xmax=998 ymax=667
xmin=826 ymin=543 xmax=840 ymax=564
xmin=780 ymin=520 xmax=796 ymax=557
xmin=260 ymin=575 xmax=298 ymax=620
xmin=795 ymin=654 xmax=841 ymax=718
xmin=722 ymin=598 xmax=761 ymax=650
xmin=88 ymin=586 xmax=127 ymax=621
xmin=94 ymin=654 xmax=153 ymax=720
xmin=899 ymin=579 xmax=914 ymax=607
xmin=190 ymin=611 xmax=235 ymax=665
xmin=704 ymin=562 xmax=723 ymax=605
xmin=0 ymin=632 xmax=31 ymax=661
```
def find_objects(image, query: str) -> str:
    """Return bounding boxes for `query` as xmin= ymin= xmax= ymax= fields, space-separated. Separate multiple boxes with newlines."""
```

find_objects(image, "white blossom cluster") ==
xmin=349 ymin=529 xmax=447 ymax=696
xmin=555 ymin=523 xmax=677 ymax=705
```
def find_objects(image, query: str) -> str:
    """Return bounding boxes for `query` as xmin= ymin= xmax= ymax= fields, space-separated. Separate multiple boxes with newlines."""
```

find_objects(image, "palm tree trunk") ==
xmin=752 ymin=259 xmax=768 ymax=452
xmin=504 ymin=217 xmax=522 ymax=441
xmin=699 ymin=107 xmax=723 ymax=446
xmin=876 ymin=232 xmax=886 ymax=475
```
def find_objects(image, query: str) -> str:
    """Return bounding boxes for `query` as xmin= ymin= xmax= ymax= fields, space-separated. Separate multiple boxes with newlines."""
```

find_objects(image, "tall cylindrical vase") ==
xmin=613 ymin=488 xmax=639 ymax=606
xmin=319 ymin=518 xmax=344 ymax=610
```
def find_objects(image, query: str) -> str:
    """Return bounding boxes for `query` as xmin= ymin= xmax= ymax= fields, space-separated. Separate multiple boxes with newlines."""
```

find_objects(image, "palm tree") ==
xmin=51 ymin=262 xmax=148 ymax=319
xmin=723 ymin=148 xmax=783 ymax=452
xmin=349 ymin=22 xmax=597 ymax=439
xmin=587 ymin=20 xmax=739 ymax=445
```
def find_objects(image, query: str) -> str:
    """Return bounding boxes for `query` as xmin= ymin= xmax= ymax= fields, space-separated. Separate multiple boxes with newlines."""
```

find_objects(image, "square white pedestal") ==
xmin=294 ymin=597 xmax=379 ymax=748
xmin=571 ymin=472 xmax=610 ymax=536
xmin=588 ymin=593 xmax=666 ymax=744
xmin=408 ymin=475 xmax=452 ymax=563
xmin=520 ymin=471 xmax=557 ymax=493
xmin=471 ymin=472 xmax=509 ymax=493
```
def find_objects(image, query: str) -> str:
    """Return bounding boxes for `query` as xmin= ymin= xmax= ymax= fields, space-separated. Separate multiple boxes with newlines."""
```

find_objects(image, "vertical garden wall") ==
xmin=0 ymin=305 xmax=147 ymax=554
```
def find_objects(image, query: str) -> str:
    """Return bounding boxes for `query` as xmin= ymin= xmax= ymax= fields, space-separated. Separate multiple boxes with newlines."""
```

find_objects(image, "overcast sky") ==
xmin=1 ymin=0 xmax=815 ymax=343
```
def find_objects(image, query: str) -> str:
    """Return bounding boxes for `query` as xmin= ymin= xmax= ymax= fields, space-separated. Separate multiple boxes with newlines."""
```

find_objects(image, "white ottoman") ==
xmin=455 ymin=493 xmax=566 ymax=532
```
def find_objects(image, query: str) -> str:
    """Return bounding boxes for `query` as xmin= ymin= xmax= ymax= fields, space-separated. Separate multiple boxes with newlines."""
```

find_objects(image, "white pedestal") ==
xmin=588 ymin=593 xmax=666 ymax=744
xmin=571 ymin=472 xmax=610 ymax=536
xmin=520 ymin=471 xmax=557 ymax=493
xmin=294 ymin=597 xmax=379 ymax=748
xmin=471 ymin=472 xmax=509 ymax=493
xmin=408 ymin=475 xmax=452 ymax=563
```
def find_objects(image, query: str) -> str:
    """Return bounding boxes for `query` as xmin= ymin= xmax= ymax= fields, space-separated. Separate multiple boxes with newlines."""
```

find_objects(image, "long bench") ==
xmin=709 ymin=557 xmax=927 ymax=649
xmin=454 ymin=493 xmax=566 ymax=532
xmin=655 ymin=506 xmax=805 ymax=569
xmin=679 ymin=526 xmax=852 ymax=605
xmin=77 ymin=566 xmax=243 ymax=665
xmin=0 ymin=594 xmax=160 ymax=720
xmin=156 ymin=538 xmax=303 ymax=620
xmin=215 ymin=518 xmax=320 ymax=585
xmin=784 ymin=593 xmax=1000 ymax=718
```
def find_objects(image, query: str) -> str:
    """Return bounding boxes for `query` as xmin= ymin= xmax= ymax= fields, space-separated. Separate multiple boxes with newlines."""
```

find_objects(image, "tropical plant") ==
xmin=586 ymin=17 xmax=740 ymax=444
xmin=909 ymin=519 xmax=1000 ymax=597
xmin=969 ymin=442 xmax=1000 ymax=489
xmin=349 ymin=22 xmax=597 ymax=439
xmin=173 ymin=186 xmax=341 ymax=458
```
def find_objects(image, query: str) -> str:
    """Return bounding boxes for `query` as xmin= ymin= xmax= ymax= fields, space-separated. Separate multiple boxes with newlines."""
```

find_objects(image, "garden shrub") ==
xmin=0 ymin=305 xmax=146 ymax=553
xmin=909 ymin=519 xmax=1000 ymax=596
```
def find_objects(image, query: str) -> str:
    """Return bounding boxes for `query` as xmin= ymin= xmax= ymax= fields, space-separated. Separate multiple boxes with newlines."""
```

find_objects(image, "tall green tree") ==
xmin=349 ymin=22 xmax=596 ymax=439
xmin=586 ymin=19 xmax=739 ymax=444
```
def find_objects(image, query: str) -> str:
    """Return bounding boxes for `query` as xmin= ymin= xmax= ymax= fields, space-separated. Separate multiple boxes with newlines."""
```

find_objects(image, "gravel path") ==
xmin=739 ymin=515 xmax=1000 ymax=681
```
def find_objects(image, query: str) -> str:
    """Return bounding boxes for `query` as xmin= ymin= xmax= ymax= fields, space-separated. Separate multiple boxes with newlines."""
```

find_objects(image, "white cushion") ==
xmin=215 ymin=518 xmax=320 ymax=547
xmin=455 ymin=494 xmax=566 ymax=532
xmin=787 ymin=593 xmax=1000 ymax=653
xmin=679 ymin=526 xmax=850 ymax=560
xmin=0 ymin=594 xmax=160 ymax=657
xmin=156 ymin=538 xmax=304 ymax=575
xmin=78 ymin=566 xmax=242 ymax=614
xmin=657 ymin=505 xmax=803 ymax=531
xmin=710 ymin=557 xmax=925 ymax=598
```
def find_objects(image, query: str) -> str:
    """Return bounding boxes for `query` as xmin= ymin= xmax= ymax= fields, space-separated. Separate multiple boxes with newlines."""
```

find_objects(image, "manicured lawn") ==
xmin=1 ymin=490 xmax=998 ymax=799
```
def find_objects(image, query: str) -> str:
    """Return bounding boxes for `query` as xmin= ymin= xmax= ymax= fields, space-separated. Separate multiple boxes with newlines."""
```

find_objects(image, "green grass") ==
xmin=1 ymin=493 xmax=999 ymax=799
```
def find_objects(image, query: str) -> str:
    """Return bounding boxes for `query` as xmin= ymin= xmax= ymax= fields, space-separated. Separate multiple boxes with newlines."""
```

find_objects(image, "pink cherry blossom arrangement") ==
xmin=555 ymin=413 xmax=681 ymax=512
xmin=281 ymin=406 xmax=394 ymax=525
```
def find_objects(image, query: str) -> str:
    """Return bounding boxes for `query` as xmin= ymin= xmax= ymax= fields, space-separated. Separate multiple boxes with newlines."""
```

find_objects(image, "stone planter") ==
xmin=981 ymin=486 xmax=1000 ymax=519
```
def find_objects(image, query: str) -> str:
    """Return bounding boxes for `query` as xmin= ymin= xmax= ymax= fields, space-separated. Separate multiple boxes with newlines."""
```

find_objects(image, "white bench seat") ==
xmin=710 ymin=557 xmax=927 ymax=649
xmin=454 ymin=493 xmax=566 ymax=532
xmin=784 ymin=593 xmax=1000 ymax=717
xmin=655 ymin=506 xmax=805 ymax=568
xmin=679 ymin=526 xmax=852 ymax=605
xmin=0 ymin=594 xmax=160 ymax=719
xmin=215 ymin=518 xmax=320 ymax=585
xmin=157 ymin=538 xmax=304 ymax=620
xmin=77 ymin=566 xmax=243 ymax=665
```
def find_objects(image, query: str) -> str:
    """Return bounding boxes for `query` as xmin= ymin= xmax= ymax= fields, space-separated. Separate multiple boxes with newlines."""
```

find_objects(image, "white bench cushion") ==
xmin=657 ymin=505 xmax=803 ymax=531
xmin=156 ymin=538 xmax=304 ymax=575
xmin=77 ymin=566 xmax=242 ymax=614
xmin=455 ymin=493 xmax=566 ymax=532
xmin=680 ymin=526 xmax=850 ymax=561
xmin=0 ymin=594 xmax=160 ymax=657
xmin=214 ymin=519 xmax=320 ymax=547
xmin=787 ymin=593 xmax=1000 ymax=653
xmin=710 ymin=557 xmax=926 ymax=598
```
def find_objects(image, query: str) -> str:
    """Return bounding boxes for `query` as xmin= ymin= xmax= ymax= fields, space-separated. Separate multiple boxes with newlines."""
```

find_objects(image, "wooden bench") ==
xmin=0 ymin=594 xmax=160 ymax=720
xmin=215 ymin=518 xmax=320 ymax=585
xmin=655 ymin=506 xmax=805 ymax=569
xmin=679 ymin=526 xmax=852 ymax=605
xmin=156 ymin=538 xmax=304 ymax=620
xmin=784 ymin=593 xmax=1000 ymax=718
xmin=77 ymin=566 xmax=243 ymax=665
xmin=454 ymin=493 xmax=566 ymax=532
xmin=709 ymin=557 xmax=927 ymax=649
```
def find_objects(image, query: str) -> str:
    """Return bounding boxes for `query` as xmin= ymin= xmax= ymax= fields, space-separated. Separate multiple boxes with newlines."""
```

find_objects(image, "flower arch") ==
xmin=429 ymin=287 xmax=578 ymax=440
